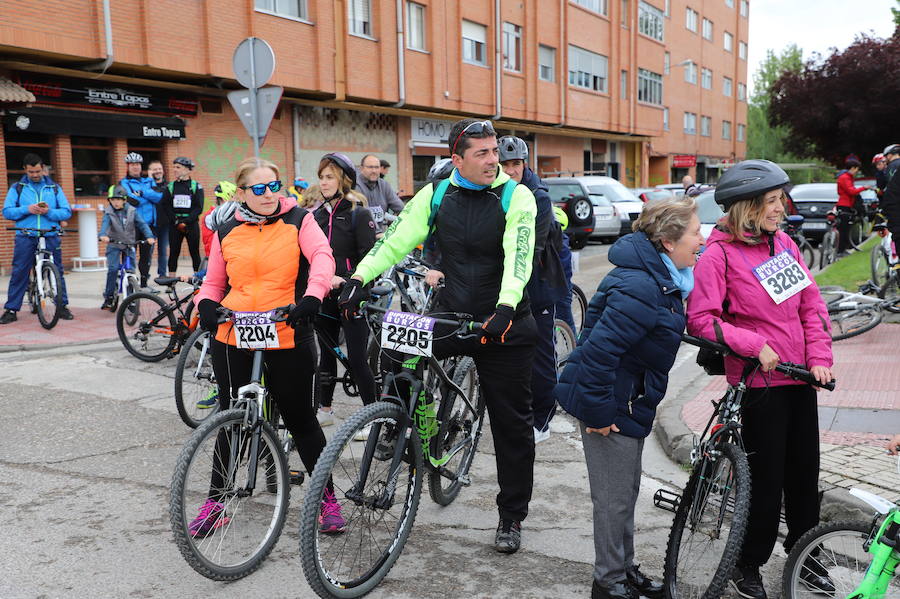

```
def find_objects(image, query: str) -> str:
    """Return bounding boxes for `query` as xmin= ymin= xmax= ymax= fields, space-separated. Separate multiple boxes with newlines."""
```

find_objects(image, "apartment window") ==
xmin=737 ymin=82 xmax=746 ymax=101
xmin=740 ymin=0 xmax=748 ymax=17
xmin=739 ymin=41 xmax=747 ymax=60
xmin=462 ymin=20 xmax=488 ymax=66
xmin=683 ymin=112 xmax=697 ymax=134
xmin=684 ymin=61 xmax=697 ymax=84
xmin=638 ymin=1 xmax=664 ymax=41
xmin=255 ymin=0 xmax=308 ymax=19
xmin=722 ymin=120 xmax=732 ymax=139
xmin=5 ymin=131 xmax=52 ymax=191
xmin=685 ymin=7 xmax=698 ymax=32
xmin=724 ymin=31 xmax=733 ymax=52
xmin=502 ymin=22 xmax=522 ymax=71
xmin=71 ymin=136 xmax=113 ymax=197
xmin=725 ymin=0 xmax=734 ymax=7
xmin=539 ymin=45 xmax=556 ymax=81
xmin=663 ymin=107 xmax=669 ymax=131
xmin=573 ymin=0 xmax=609 ymax=15
xmin=348 ymin=0 xmax=372 ymax=36
xmin=701 ymin=67 xmax=712 ymax=89
xmin=638 ymin=68 xmax=663 ymax=105
xmin=621 ymin=0 xmax=629 ymax=26
xmin=568 ymin=45 xmax=609 ymax=93
xmin=621 ymin=70 xmax=629 ymax=99
xmin=700 ymin=115 xmax=711 ymax=137
xmin=723 ymin=76 xmax=733 ymax=96
xmin=406 ymin=2 xmax=426 ymax=51
xmin=702 ymin=18 xmax=713 ymax=40
xmin=737 ymin=123 xmax=746 ymax=142
xmin=664 ymin=51 xmax=670 ymax=74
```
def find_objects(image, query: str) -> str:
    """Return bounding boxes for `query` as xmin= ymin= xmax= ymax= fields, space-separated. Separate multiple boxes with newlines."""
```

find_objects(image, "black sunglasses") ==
xmin=451 ymin=120 xmax=496 ymax=155
xmin=240 ymin=180 xmax=282 ymax=196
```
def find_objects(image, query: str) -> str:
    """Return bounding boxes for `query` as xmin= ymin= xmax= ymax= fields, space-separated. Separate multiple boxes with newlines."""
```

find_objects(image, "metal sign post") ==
xmin=231 ymin=37 xmax=277 ymax=157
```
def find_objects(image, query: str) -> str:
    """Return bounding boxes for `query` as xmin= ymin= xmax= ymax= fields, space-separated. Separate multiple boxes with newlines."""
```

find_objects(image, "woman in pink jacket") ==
xmin=686 ymin=160 xmax=834 ymax=599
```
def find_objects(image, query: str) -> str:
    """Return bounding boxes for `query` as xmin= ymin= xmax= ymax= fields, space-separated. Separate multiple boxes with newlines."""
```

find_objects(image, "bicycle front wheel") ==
xmin=35 ymin=262 xmax=62 ymax=329
xmin=174 ymin=328 xmax=218 ymax=428
xmin=571 ymin=283 xmax=587 ymax=334
xmin=554 ymin=319 xmax=577 ymax=374
xmin=782 ymin=520 xmax=900 ymax=598
xmin=299 ymin=401 xmax=423 ymax=598
xmin=820 ymin=230 xmax=838 ymax=268
xmin=800 ymin=241 xmax=816 ymax=271
xmin=170 ymin=408 xmax=289 ymax=581
xmin=116 ymin=292 xmax=177 ymax=361
xmin=663 ymin=442 xmax=750 ymax=599
xmin=848 ymin=217 xmax=869 ymax=250
xmin=429 ymin=356 xmax=485 ymax=506
xmin=829 ymin=304 xmax=883 ymax=341
xmin=871 ymin=242 xmax=891 ymax=289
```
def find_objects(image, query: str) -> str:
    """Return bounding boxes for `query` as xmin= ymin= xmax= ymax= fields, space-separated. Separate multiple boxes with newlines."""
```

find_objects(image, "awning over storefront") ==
xmin=3 ymin=106 xmax=186 ymax=139
xmin=0 ymin=77 xmax=35 ymax=104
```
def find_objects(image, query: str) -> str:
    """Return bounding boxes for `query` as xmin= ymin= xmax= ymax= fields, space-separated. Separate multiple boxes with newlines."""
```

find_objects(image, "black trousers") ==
xmin=385 ymin=311 xmax=537 ymax=521
xmin=315 ymin=295 xmax=377 ymax=408
xmin=207 ymin=334 xmax=326 ymax=500
xmin=530 ymin=305 xmax=558 ymax=432
xmin=836 ymin=206 xmax=855 ymax=253
xmin=168 ymin=221 xmax=202 ymax=273
xmin=738 ymin=384 xmax=820 ymax=568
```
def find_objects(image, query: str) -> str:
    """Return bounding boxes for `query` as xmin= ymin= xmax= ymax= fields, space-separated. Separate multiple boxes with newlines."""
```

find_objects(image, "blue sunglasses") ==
xmin=240 ymin=180 xmax=282 ymax=195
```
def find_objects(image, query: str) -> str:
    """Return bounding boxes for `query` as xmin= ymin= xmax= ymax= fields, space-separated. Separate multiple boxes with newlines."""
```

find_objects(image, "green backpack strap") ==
xmin=168 ymin=180 xmax=198 ymax=195
xmin=424 ymin=179 xmax=452 ymax=251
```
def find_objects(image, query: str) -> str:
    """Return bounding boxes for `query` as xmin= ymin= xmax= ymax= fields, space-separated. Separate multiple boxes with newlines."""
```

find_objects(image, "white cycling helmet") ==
xmin=124 ymin=152 xmax=144 ymax=164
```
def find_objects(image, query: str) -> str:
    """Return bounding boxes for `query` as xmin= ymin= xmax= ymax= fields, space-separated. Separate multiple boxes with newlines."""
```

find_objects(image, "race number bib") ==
xmin=233 ymin=310 xmax=280 ymax=349
xmin=381 ymin=310 xmax=434 ymax=356
xmin=173 ymin=194 xmax=192 ymax=209
xmin=752 ymin=250 xmax=811 ymax=305
xmin=369 ymin=205 xmax=385 ymax=224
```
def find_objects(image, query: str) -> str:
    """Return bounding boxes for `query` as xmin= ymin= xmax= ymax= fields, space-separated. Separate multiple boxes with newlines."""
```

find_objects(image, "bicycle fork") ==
xmin=850 ymin=514 xmax=900 ymax=598
xmin=228 ymin=351 xmax=267 ymax=496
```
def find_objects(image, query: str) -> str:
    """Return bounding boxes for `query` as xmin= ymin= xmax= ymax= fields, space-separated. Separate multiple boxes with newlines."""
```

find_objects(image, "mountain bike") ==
xmin=870 ymin=219 xmax=898 ymax=295
xmin=783 ymin=214 xmax=817 ymax=271
xmin=782 ymin=486 xmax=900 ymax=598
xmin=847 ymin=206 xmax=871 ymax=251
xmin=8 ymin=226 xmax=74 ymax=329
xmin=554 ymin=317 xmax=577 ymax=374
xmin=818 ymin=283 xmax=900 ymax=341
xmin=116 ymin=275 xmax=200 ymax=361
xmin=106 ymin=240 xmax=149 ymax=313
xmin=820 ymin=209 xmax=840 ymax=268
xmin=655 ymin=334 xmax=834 ymax=599
xmin=170 ymin=305 xmax=300 ymax=581
xmin=174 ymin=327 xmax=217 ymax=428
xmin=298 ymin=304 xmax=485 ymax=598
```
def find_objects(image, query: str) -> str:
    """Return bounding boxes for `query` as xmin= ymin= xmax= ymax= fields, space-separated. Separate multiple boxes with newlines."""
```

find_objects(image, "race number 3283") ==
xmin=381 ymin=310 xmax=435 ymax=356
xmin=752 ymin=250 xmax=811 ymax=305
xmin=233 ymin=310 xmax=280 ymax=349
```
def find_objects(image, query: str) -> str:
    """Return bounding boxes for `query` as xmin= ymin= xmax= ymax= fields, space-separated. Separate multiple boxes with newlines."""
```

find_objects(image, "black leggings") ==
xmin=168 ymin=221 xmax=202 ymax=273
xmin=836 ymin=206 xmax=855 ymax=253
xmin=207 ymin=335 xmax=326 ymax=501
xmin=315 ymin=295 xmax=377 ymax=408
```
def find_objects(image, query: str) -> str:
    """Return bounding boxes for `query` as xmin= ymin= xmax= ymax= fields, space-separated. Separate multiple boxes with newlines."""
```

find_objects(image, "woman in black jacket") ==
xmin=305 ymin=153 xmax=377 ymax=430
xmin=555 ymin=198 xmax=704 ymax=599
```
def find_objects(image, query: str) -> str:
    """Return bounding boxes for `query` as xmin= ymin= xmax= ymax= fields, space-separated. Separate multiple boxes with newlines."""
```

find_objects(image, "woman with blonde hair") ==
xmin=309 ymin=153 xmax=378 ymax=431
xmin=556 ymin=197 xmax=704 ymax=599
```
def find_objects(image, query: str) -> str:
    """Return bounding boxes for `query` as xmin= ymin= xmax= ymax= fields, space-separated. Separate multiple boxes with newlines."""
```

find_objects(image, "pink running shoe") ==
xmin=319 ymin=489 xmax=346 ymax=534
xmin=189 ymin=499 xmax=230 ymax=538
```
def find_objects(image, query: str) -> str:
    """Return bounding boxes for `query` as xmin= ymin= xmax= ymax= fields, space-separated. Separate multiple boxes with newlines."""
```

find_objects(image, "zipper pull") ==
xmin=628 ymin=399 xmax=633 ymax=414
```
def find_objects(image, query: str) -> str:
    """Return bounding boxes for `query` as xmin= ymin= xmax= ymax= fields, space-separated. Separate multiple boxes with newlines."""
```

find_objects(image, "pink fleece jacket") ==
xmin=195 ymin=196 xmax=334 ymax=307
xmin=686 ymin=226 xmax=833 ymax=387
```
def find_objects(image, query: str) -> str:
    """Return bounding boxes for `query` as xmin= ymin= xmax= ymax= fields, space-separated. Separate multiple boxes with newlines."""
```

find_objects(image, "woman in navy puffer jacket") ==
xmin=555 ymin=197 xmax=704 ymax=599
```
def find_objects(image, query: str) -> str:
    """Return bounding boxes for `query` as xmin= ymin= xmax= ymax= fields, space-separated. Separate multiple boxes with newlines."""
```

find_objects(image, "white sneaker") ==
xmin=317 ymin=409 xmax=335 ymax=427
xmin=533 ymin=426 xmax=551 ymax=444
xmin=353 ymin=423 xmax=372 ymax=441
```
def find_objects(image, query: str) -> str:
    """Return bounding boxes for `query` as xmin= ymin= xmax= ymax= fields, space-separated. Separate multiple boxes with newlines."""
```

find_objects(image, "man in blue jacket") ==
xmin=1 ymin=153 xmax=73 ymax=324
xmin=118 ymin=152 xmax=163 ymax=288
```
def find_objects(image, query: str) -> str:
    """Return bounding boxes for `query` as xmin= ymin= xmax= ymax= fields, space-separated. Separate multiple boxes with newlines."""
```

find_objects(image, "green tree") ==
xmin=747 ymin=45 xmax=803 ymax=161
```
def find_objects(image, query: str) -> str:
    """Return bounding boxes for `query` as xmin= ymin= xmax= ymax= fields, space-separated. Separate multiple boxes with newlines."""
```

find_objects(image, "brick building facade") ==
xmin=0 ymin=0 xmax=747 ymax=272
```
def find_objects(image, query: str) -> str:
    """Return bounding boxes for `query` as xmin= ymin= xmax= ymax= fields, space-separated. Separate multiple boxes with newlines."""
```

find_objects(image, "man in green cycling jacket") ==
xmin=339 ymin=118 xmax=538 ymax=554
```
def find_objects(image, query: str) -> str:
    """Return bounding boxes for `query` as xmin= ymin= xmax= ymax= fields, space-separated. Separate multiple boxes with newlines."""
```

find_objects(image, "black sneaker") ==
xmin=626 ymin=564 xmax=663 ymax=599
xmin=0 ymin=309 xmax=17 ymax=324
xmin=799 ymin=557 xmax=835 ymax=594
xmin=58 ymin=306 xmax=74 ymax=320
xmin=101 ymin=298 xmax=114 ymax=311
xmin=494 ymin=519 xmax=521 ymax=553
xmin=591 ymin=579 xmax=638 ymax=599
xmin=730 ymin=565 xmax=767 ymax=599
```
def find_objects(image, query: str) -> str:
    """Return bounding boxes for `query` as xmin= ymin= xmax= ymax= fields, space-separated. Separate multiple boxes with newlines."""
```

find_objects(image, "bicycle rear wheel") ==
xmin=663 ymin=442 xmax=750 ymax=599
xmin=829 ymin=304 xmax=882 ymax=341
xmin=169 ymin=408 xmax=289 ymax=581
xmin=553 ymin=319 xmax=577 ymax=374
xmin=848 ymin=216 xmax=869 ymax=250
xmin=299 ymin=401 xmax=423 ymax=598
xmin=782 ymin=520 xmax=900 ymax=598
xmin=429 ymin=357 xmax=485 ymax=506
xmin=121 ymin=274 xmax=141 ymax=326
xmin=871 ymin=242 xmax=891 ymax=288
xmin=819 ymin=230 xmax=838 ymax=268
xmin=571 ymin=283 xmax=587 ymax=334
xmin=116 ymin=292 xmax=178 ymax=361
xmin=34 ymin=262 xmax=62 ymax=329
xmin=174 ymin=328 xmax=218 ymax=428
xmin=799 ymin=240 xmax=816 ymax=271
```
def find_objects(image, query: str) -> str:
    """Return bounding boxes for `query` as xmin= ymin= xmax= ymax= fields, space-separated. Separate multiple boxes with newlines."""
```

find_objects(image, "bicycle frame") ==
xmin=115 ymin=244 xmax=140 ymax=299
xmin=843 ymin=489 xmax=900 ymax=599
xmin=32 ymin=236 xmax=56 ymax=301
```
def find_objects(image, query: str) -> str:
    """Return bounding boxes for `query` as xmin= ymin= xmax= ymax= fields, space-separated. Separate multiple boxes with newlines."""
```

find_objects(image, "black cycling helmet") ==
xmin=173 ymin=156 xmax=195 ymax=169
xmin=107 ymin=183 xmax=129 ymax=199
xmin=322 ymin=152 xmax=357 ymax=189
xmin=844 ymin=156 xmax=861 ymax=168
xmin=714 ymin=159 xmax=790 ymax=212
xmin=427 ymin=158 xmax=454 ymax=183
xmin=883 ymin=143 xmax=900 ymax=157
xmin=498 ymin=136 xmax=529 ymax=163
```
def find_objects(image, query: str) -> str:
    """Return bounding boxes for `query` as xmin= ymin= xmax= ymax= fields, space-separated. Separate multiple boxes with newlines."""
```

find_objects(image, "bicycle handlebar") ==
xmin=215 ymin=305 xmax=293 ymax=324
xmin=682 ymin=334 xmax=835 ymax=391
xmin=363 ymin=303 xmax=483 ymax=330
xmin=7 ymin=226 xmax=77 ymax=234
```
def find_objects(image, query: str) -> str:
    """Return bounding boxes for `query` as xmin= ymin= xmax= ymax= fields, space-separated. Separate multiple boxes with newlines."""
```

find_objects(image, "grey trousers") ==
xmin=580 ymin=421 xmax=644 ymax=585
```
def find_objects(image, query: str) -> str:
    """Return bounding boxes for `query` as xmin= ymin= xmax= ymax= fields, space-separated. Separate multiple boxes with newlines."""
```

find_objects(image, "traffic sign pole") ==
xmin=232 ymin=37 xmax=276 ymax=157
xmin=248 ymin=40 xmax=260 ymax=157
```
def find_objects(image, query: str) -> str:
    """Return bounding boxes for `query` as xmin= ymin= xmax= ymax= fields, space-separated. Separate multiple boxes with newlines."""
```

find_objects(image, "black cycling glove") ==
xmin=197 ymin=299 xmax=221 ymax=333
xmin=287 ymin=296 xmax=321 ymax=328
xmin=337 ymin=278 xmax=369 ymax=319
xmin=481 ymin=305 xmax=515 ymax=344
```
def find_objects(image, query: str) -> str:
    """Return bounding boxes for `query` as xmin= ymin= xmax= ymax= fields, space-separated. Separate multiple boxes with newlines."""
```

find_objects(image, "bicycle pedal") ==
xmin=289 ymin=470 xmax=305 ymax=486
xmin=653 ymin=488 xmax=681 ymax=513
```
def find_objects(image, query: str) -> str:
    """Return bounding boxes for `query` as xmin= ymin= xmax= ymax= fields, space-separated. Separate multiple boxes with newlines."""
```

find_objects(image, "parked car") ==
xmin=547 ymin=176 xmax=643 ymax=238
xmin=788 ymin=183 xmax=838 ymax=242
xmin=693 ymin=190 xmax=725 ymax=239
xmin=630 ymin=187 xmax=675 ymax=203
xmin=544 ymin=179 xmax=595 ymax=250
xmin=588 ymin=194 xmax=621 ymax=242
xmin=656 ymin=183 xmax=687 ymax=198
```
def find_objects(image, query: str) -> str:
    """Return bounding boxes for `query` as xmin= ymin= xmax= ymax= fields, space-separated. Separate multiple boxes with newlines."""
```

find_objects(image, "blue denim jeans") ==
xmin=4 ymin=234 xmax=69 ymax=311
xmin=104 ymin=246 xmax=135 ymax=299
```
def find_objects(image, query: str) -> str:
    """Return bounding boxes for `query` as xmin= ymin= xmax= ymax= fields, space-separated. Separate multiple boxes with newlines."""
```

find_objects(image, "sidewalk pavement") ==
xmin=657 ymin=324 xmax=900 ymax=518
xmin=0 ymin=259 xmax=197 ymax=351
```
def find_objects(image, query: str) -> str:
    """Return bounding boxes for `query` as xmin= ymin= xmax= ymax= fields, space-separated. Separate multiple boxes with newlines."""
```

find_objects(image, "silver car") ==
xmin=589 ymin=193 xmax=621 ymax=241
